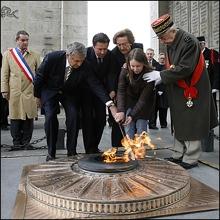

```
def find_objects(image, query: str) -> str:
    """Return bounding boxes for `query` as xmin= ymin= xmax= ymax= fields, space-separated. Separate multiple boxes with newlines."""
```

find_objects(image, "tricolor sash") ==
xmin=9 ymin=47 xmax=35 ymax=83
xmin=166 ymin=52 xmax=205 ymax=107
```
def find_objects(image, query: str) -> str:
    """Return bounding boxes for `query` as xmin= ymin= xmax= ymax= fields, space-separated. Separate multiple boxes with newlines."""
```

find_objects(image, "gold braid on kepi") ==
xmin=151 ymin=14 xmax=174 ymax=36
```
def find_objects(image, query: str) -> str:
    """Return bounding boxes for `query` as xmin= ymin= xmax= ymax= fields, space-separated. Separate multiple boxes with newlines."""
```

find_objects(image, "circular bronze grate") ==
xmin=26 ymin=157 xmax=190 ymax=217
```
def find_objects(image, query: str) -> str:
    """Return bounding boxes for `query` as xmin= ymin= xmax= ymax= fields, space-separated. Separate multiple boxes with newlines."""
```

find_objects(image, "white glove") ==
xmin=158 ymin=91 xmax=163 ymax=96
xmin=212 ymin=89 xmax=219 ymax=93
xmin=143 ymin=70 xmax=161 ymax=83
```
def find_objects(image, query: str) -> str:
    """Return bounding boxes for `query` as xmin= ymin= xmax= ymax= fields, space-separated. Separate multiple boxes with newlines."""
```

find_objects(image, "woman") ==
xmin=115 ymin=48 xmax=155 ymax=138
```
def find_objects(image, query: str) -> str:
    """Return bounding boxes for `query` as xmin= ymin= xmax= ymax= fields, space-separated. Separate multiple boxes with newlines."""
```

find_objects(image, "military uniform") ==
xmin=161 ymin=29 xmax=218 ymax=140
xmin=160 ymin=29 xmax=218 ymax=165
xmin=202 ymin=47 xmax=219 ymax=114
xmin=150 ymin=14 xmax=218 ymax=168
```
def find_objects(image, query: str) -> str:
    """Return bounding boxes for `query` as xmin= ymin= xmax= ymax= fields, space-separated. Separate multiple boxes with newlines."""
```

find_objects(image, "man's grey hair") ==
xmin=146 ymin=48 xmax=155 ymax=52
xmin=168 ymin=24 xmax=177 ymax=32
xmin=66 ymin=42 xmax=87 ymax=56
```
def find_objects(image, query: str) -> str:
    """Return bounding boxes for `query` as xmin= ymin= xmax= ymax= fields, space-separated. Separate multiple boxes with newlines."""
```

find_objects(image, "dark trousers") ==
xmin=149 ymin=104 xmax=168 ymax=127
xmin=81 ymin=92 xmax=106 ymax=153
xmin=108 ymin=112 xmax=123 ymax=147
xmin=43 ymin=95 xmax=79 ymax=157
xmin=154 ymin=107 xmax=168 ymax=127
xmin=10 ymin=118 xmax=33 ymax=146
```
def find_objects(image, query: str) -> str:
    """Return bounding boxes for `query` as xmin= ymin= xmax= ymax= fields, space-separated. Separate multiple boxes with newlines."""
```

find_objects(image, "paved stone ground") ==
xmin=1 ymin=108 xmax=219 ymax=219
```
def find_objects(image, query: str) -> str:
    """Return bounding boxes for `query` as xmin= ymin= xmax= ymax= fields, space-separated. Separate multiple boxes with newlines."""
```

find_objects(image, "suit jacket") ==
xmin=111 ymin=43 xmax=144 ymax=91
xmin=86 ymin=47 xmax=115 ymax=93
xmin=34 ymin=50 xmax=111 ymax=107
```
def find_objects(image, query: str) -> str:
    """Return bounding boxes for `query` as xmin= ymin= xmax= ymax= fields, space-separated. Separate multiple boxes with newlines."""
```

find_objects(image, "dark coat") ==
xmin=117 ymin=68 xmax=155 ymax=120
xmin=111 ymin=43 xmax=144 ymax=91
xmin=160 ymin=29 xmax=218 ymax=140
xmin=203 ymin=47 xmax=219 ymax=90
xmin=34 ymin=51 xmax=111 ymax=110
xmin=86 ymin=47 xmax=115 ymax=93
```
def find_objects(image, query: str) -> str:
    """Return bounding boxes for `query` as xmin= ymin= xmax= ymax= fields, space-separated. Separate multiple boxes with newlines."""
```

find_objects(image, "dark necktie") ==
xmin=64 ymin=66 xmax=72 ymax=82
xmin=21 ymin=49 xmax=27 ymax=55
xmin=97 ymin=58 xmax=103 ymax=64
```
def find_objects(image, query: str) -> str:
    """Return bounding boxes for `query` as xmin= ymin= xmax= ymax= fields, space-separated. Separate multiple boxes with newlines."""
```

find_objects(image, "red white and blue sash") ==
xmin=9 ymin=47 xmax=35 ymax=82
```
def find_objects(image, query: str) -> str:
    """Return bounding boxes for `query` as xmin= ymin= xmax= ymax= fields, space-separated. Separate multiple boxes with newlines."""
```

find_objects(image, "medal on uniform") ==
xmin=170 ymin=64 xmax=175 ymax=69
xmin=186 ymin=96 xmax=193 ymax=108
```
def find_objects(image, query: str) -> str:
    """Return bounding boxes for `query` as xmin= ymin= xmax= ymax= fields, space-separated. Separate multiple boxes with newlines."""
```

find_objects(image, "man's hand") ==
xmin=115 ymin=112 xmax=125 ymax=123
xmin=143 ymin=70 xmax=161 ymax=83
xmin=36 ymin=98 xmax=41 ymax=108
xmin=122 ymin=63 xmax=127 ymax=69
xmin=109 ymin=91 xmax=116 ymax=99
xmin=109 ymin=105 xmax=117 ymax=119
xmin=2 ymin=92 xmax=9 ymax=100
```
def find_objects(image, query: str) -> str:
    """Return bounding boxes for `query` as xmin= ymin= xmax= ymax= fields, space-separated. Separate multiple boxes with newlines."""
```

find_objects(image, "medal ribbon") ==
xmin=166 ymin=52 xmax=205 ymax=100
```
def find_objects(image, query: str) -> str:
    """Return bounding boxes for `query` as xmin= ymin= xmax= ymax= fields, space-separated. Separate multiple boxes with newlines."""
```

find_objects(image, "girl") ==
xmin=115 ymin=48 xmax=155 ymax=139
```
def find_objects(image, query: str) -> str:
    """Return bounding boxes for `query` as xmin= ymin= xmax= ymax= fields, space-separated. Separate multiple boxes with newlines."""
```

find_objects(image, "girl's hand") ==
xmin=123 ymin=116 xmax=132 ymax=125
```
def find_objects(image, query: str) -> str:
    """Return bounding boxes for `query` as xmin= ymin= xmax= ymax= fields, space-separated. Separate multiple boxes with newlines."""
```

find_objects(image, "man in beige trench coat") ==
xmin=1 ymin=30 xmax=40 ymax=148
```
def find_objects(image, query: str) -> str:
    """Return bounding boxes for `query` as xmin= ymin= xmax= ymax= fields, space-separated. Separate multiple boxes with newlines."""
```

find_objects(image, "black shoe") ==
xmin=67 ymin=152 xmax=78 ymax=157
xmin=1 ymin=125 xmax=9 ymax=130
xmin=23 ymin=144 xmax=34 ymax=150
xmin=161 ymin=125 xmax=167 ymax=128
xmin=93 ymin=148 xmax=103 ymax=154
xmin=46 ymin=155 xmax=56 ymax=162
xmin=165 ymin=157 xmax=182 ymax=164
xmin=149 ymin=125 xmax=159 ymax=130
xmin=179 ymin=162 xmax=198 ymax=169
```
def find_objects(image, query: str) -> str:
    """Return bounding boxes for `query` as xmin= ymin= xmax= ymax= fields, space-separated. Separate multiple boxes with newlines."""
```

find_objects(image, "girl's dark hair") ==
xmin=126 ymin=48 xmax=153 ymax=83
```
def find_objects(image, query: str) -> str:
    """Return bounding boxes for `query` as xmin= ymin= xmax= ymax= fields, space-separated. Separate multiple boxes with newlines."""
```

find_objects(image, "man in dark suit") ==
xmin=34 ymin=42 xmax=117 ymax=161
xmin=81 ymin=33 xmax=115 ymax=153
xmin=110 ymin=28 xmax=144 ymax=147
xmin=145 ymin=48 xmax=161 ymax=130
xmin=153 ymin=52 xmax=169 ymax=128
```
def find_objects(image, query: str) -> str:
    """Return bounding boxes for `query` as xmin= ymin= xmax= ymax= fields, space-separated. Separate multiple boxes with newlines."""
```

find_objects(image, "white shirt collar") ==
xmin=66 ymin=58 xmax=70 ymax=68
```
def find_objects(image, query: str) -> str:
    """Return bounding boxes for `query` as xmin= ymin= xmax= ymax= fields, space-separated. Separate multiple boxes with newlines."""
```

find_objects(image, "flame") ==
xmin=102 ymin=131 xmax=155 ymax=163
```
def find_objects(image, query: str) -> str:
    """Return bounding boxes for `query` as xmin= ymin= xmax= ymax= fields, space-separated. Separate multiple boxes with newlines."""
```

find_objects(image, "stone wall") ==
xmin=165 ymin=1 xmax=219 ymax=51
xmin=1 ymin=1 xmax=87 ymax=58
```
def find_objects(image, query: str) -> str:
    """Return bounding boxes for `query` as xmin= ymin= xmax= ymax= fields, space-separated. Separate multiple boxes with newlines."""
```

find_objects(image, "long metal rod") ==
xmin=118 ymin=123 xmax=126 ymax=138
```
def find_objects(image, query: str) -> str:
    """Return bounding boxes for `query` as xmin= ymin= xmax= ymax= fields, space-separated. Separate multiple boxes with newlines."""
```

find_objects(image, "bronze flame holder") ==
xmin=12 ymin=156 xmax=219 ymax=219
